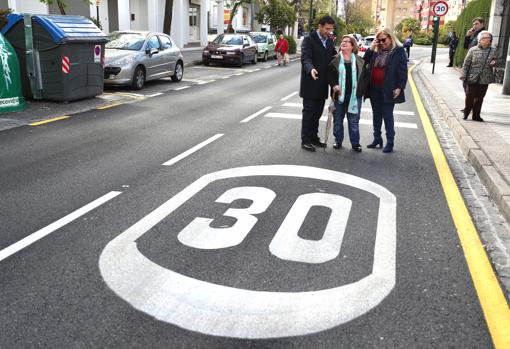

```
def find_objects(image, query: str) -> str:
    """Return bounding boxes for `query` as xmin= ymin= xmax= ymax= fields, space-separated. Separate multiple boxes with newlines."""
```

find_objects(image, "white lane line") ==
xmin=147 ymin=92 xmax=164 ymax=97
xmin=264 ymin=113 xmax=418 ymax=129
xmin=162 ymin=134 xmax=224 ymax=166
xmin=240 ymin=106 xmax=272 ymax=123
xmin=280 ymin=91 xmax=298 ymax=101
xmin=183 ymin=78 xmax=208 ymax=84
xmin=234 ymin=73 xmax=244 ymax=76
xmin=264 ymin=65 xmax=272 ymax=69
xmin=198 ymin=81 xmax=210 ymax=85
xmin=221 ymin=76 xmax=230 ymax=79
xmin=0 ymin=191 xmax=122 ymax=263
xmin=282 ymin=103 xmax=415 ymax=116
xmin=174 ymin=86 xmax=190 ymax=91
xmin=361 ymin=108 xmax=415 ymax=116
xmin=252 ymin=68 xmax=261 ymax=72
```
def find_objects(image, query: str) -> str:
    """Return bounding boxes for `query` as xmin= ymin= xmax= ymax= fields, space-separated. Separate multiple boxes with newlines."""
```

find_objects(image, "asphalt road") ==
xmin=0 ymin=48 xmax=498 ymax=348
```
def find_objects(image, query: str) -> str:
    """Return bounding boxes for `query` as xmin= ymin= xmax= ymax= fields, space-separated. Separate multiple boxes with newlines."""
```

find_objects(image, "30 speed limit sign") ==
xmin=432 ymin=1 xmax=448 ymax=17
xmin=99 ymin=165 xmax=397 ymax=338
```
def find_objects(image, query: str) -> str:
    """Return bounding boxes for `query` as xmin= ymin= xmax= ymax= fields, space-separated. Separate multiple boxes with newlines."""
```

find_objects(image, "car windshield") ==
xmin=106 ymin=33 xmax=145 ymax=51
xmin=364 ymin=37 xmax=374 ymax=46
xmin=251 ymin=34 xmax=267 ymax=44
xmin=213 ymin=35 xmax=243 ymax=45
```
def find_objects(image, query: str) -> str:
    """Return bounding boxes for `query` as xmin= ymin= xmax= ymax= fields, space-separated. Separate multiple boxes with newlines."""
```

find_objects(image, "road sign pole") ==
xmin=431 ymin=17 xmax=440 ymax=74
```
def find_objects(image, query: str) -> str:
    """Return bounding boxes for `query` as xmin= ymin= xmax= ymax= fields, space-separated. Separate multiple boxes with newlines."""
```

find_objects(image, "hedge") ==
xmin=284 ymin=35 xmax=297 ymax=54
xmin=453 ymin=0 xmax=491 ymax=66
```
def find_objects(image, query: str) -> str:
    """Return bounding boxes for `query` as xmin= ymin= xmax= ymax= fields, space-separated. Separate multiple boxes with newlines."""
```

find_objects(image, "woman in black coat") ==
xmin=362 ymin=28 xmax=408 ymax=153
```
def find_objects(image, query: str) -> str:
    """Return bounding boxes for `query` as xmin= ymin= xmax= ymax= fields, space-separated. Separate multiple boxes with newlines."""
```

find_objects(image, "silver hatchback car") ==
xmin=104 ymin=31 xmax=184 ymax=90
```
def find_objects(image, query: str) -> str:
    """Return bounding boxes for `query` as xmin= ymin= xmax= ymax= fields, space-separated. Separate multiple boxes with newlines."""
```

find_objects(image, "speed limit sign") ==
xmin=432 ymin=1 xmax=448 ymax=17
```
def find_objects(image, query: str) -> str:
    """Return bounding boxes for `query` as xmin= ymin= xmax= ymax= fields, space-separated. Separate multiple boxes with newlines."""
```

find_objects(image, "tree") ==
xmin=255 ymin=0 xmax=296 ymax=32
xmin=163 ymin=0 xmax=174 ymax=35
xmin=344 ymin=0 xmax=372 ymax=36
xmin=226 ymin=0 xmax=252 ymax=33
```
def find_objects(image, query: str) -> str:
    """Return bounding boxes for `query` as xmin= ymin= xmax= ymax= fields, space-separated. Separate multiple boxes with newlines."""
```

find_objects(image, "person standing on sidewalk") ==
xmin=464 ymin=17 xmax=486 ymax=50
xmin=327 ymin=35 xmax=364 ymax=152
xmin=460 ymin=31 xmax=497 ymax=122
xmin=362 ymin=28 xmax=408 ymax=153
xmin=299 ymin=15 xmax=336 ymax=152
xmin=447 ymin=32 xmax=459 ymax=67
xmin=403 ymin=34 xmax=413 ymax=61
xmin=275 ymin=34 xmax=289 ymax=66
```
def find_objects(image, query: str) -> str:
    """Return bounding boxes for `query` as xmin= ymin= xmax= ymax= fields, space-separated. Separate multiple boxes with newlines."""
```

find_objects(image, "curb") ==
xmin=415 ymin=62 xmax=510 ymax=225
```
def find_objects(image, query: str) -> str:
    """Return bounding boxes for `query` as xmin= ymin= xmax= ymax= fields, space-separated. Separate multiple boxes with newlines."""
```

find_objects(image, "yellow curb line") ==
xmin=97 ymin=102 xmax=122 ymax=110
xmin=29 ymin=116 xmax=70 ymax=126
xmin=409 ymin=64 xmax=510 ymax=349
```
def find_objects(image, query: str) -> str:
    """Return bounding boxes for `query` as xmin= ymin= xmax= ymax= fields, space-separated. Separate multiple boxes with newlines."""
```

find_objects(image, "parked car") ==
xmin=249 ymin=32 xmax=277 ymax=61
xmin=358 ymin=35 xmax=375 ymax=57
xmin=104 ymin=31 xmax=184 ymax=90
xmin=202 ymin=33 xmax=258 ymax=67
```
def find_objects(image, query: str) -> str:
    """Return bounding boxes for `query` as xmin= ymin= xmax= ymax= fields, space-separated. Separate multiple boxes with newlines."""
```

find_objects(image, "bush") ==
xmin=284 ymin=35 xmax=296 ymax=54
xmin=414 ymin=37 xmax=432 ymax=45
xmin=453 ymin=0 xmax=491 ymax=66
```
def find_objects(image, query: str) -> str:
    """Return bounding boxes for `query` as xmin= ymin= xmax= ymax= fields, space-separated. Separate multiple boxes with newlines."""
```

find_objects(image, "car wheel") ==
xmin=263 ymin=51 xmax=268 ymax=61
xmin=171 ymin=61 xmax=183 ymax=82
xmin=203 ymin=60 xmax=209 ymax=66
xmin=252 ymin=52 xmax=258 ymax=64
xmin=131 ymin=65 xmax=145 ymax=90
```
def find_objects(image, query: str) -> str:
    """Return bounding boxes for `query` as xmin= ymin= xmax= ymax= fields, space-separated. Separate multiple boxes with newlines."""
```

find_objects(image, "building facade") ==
xmin=1 ymin=0 xmax=209 ymax=48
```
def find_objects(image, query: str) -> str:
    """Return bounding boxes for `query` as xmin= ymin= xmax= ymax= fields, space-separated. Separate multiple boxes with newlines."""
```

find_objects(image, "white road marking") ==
xmin=234 ymin=73 xmax=244 ymax=76
xmin=197 ymin=81 xmax=210 ymax=85
xmin=162 ymin=134 xmax=224 ymax=166
xmin=147 ymin=92 xmax=164 ymax=97
xmin=264 ymin=113 xmax=418 ymax=129
xmin=252 ymin=68 xmax=261 ymax=72
xmin=240 ymin=106 xmax=272 ymax=123
xmin=0 ymin=191 xmax=122 ymax=263
xmin=182 ymin=78 xmax=208 ymax=84
xmin=280 ymin=91 xmax=298 ymax=101
xmin=221 ymin=76 xmax=230 ymax=79
xmin=282 ymin=103 xmax=415 ymax=116
xmin=99 ymin=165 xmax=397 ymax=339
xmin=174 ymin=86 xmax=190 ymax=91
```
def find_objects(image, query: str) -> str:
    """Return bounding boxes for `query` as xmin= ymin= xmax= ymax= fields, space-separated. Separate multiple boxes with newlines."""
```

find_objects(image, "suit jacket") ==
xmin=299 ymin=30 xmax=335 ymax=100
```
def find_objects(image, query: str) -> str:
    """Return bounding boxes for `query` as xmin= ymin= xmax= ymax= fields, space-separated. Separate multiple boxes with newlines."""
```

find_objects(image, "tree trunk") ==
xmin=57 ymin=0 xmax=66 ymax=15
xmin=163 ymin=0 xmax=174 ymax=35
xmin=227 ymin=2 xmax=240 ymax=33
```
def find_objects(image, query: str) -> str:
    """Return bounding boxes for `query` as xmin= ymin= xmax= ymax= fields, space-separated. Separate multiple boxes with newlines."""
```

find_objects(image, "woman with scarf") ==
xmin=327 ymin=35 xmax=364 ymax=152
xmin=362 ymin=28 xmax=408 ymax=153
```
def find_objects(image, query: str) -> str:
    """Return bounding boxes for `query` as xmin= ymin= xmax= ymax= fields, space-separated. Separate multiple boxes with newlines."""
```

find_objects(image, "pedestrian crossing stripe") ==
xmin=281 ymin=103 xmax=416 ymax=116
xmin=264 ymin=112 xmax=419 ymax=129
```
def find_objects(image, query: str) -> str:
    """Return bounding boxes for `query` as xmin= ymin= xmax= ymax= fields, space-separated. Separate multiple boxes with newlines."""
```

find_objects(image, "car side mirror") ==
xmin=243 ymin=43 xmax=249 ymax=48
xmin=147 ymin=48 xmax=159 ymax=56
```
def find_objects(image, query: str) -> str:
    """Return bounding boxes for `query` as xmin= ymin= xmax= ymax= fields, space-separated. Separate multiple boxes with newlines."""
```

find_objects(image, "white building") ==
xmin=208 ymin=0 xmax=254 ymax=34
xmin=1 ymin=0 xmax=209 ymax=48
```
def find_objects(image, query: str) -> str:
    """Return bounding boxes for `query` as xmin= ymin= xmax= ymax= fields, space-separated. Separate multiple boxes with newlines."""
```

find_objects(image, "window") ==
xmin=146 ymin=36 xmax=161 ymax=50
xmin=159 ymin=36 xmax=172 ymax=49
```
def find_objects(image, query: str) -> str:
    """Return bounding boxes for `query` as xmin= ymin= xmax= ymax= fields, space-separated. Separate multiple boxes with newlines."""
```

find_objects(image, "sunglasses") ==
xmin=378 ymin=37 xmax=389 ymax=43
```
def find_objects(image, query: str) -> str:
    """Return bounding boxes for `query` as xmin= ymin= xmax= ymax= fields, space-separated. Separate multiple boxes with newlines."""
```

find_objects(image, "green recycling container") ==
xmin=0 ymin=32 xmax=26 ymax=113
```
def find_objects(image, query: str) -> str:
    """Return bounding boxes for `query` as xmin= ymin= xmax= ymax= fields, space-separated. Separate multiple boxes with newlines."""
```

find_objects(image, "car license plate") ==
xmin=211 ymin=55 xmax=223 ymax=59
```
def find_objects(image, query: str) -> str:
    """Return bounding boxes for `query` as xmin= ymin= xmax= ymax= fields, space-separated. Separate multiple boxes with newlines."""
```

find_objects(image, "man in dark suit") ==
xmin=300 ymin=15 xmax=336 ymax=151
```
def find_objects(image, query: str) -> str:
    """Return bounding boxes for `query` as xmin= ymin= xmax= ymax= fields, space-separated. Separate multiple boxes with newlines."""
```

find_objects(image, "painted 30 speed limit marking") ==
xmin=99 ymin=165 xmax=397 ymax=339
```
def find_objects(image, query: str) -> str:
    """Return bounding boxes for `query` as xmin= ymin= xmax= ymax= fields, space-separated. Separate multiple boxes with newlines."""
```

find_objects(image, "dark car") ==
xmin=202 ymin=33 xmax=258 ymax=67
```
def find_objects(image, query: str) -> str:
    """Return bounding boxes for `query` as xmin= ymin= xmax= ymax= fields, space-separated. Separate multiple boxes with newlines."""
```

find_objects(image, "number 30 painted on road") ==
xmin=99 ymin=165 xmax=397 ymax=338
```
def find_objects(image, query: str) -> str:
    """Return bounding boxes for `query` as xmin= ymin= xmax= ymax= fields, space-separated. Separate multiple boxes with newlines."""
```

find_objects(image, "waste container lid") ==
xmin=1 ymin=13 xmax=107 ymax=44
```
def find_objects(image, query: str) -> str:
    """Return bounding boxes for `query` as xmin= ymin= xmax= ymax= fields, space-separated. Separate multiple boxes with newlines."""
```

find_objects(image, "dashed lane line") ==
xmin=162 ymin=134 xmax=224 ymax=166
xmin=0 ymin=191 xmax=122 ymax=263
xmin=240 ymin=106 xmax=272 ymax=123
xmin=280 ymin=91 xmax=298 ymax=101
xmin=147 ymin=92 xmax=164 ymax=97
xmin=29 ymin=116 xmax=70 ymax=126
xmin=174 ymin=86 xmax=191 ymax=91
xmin=264 ymin=112 xmax=418 ymax=129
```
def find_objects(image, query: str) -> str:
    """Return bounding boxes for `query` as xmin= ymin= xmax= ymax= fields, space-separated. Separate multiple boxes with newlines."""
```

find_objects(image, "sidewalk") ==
xmin=416 ymin=53 xmax=510 ymax=224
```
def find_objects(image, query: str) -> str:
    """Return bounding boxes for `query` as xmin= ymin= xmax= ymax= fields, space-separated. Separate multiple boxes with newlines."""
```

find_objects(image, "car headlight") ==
xmin=110 ymin=55 xmax=137 ymax=66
